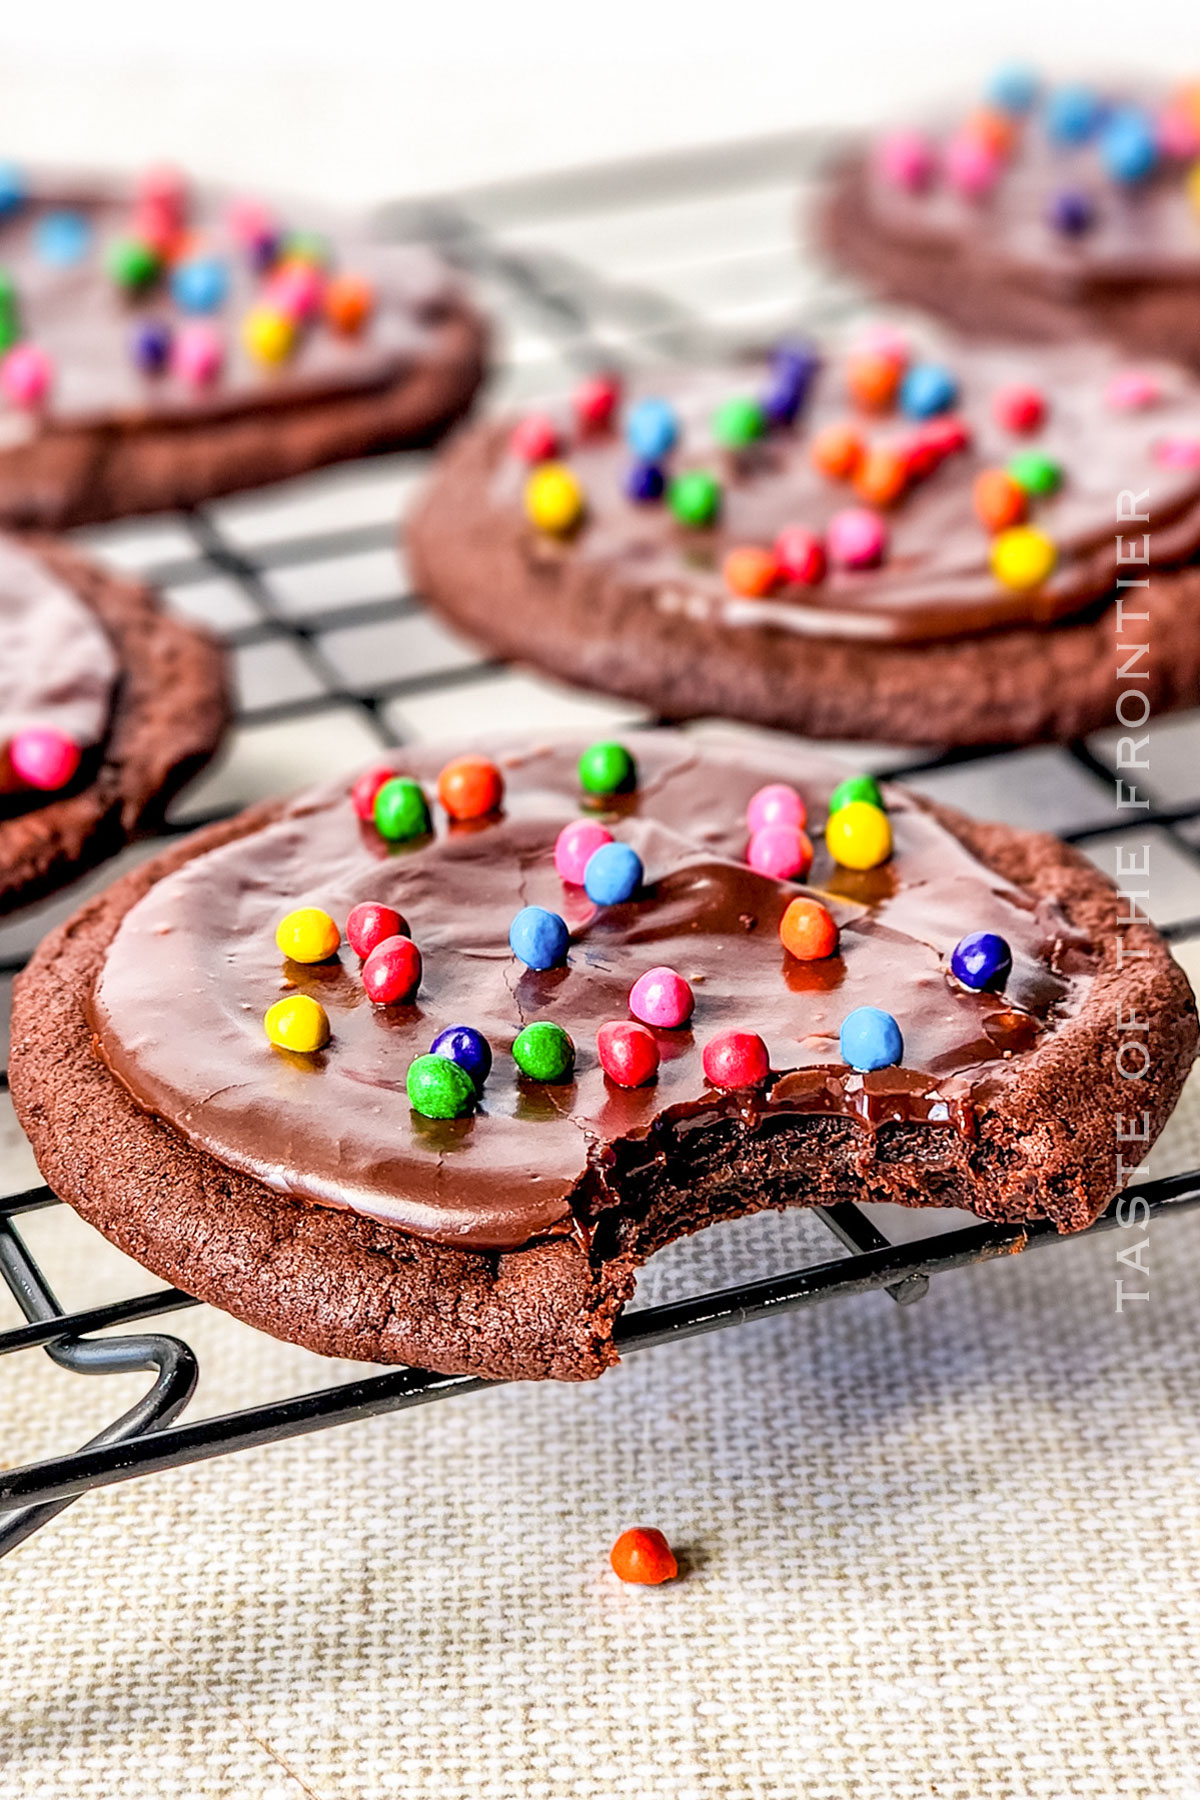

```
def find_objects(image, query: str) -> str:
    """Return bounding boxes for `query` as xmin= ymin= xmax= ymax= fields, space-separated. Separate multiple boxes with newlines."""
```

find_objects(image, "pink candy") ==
xmin=1 ymin=343 xmax=52 ymax=408
xmin=1156 ymin=436 xmax=1200 ymax=468
xmin=172 ymin=323 xmax=222 ymax=387
xmin=266 ymin=262 xmax=323 ymax=321
xmin=747 ymin=823 xmax=813 ymax=882
xmin=554 ymin=818 xmax=613 ymax=885
xmin=228 ymin=195 xmax=278 ymax=248
xmin=629 ymin=965 xmax=694 ymax=1030
xmin=857 ymin=323 xmax=910 ymax=369
xmin=1159 ymin=106 xmax=1200 ymax=161
xmin=827 ymin=507 xmax=888 ymax=570
xmin=876 ymin=131 xmax=936 ymax=193
xmin=944 ymin=132 xmax=1000 ymax=199
xmin=746 ymin=782 xmax=806 ymax=834
xmin=9 ymin=726 xmax=80 ymax=791
xmin=1107 ymin=371 xmax=1161 ymax=411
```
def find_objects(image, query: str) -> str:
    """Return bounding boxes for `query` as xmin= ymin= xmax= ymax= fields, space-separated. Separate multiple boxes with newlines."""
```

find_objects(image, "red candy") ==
xmin=610 ymin=1528 xmax=678 ymax=1585
xmin=597 ymin=1020 xmax=660 ymax=1087
xmin=703 ymin=1030 xmax=769 ymax=1090
xmin=992 ymin=384 xmax=1046 ymax=434
xmin=9 ymin=726 xmax=80 ymax=791
xmin=573 ymin=373 xmax=622 ymax=432
xmin=361 ymin=934 xmax=422 ymax=1005
xmin=509 ymin=413 xmax=559 ymax=464
xmin=351 ymin=765 xmax=396 ymax=821
xmin=437 ymin=754 xmax=504 ymax=821
xmin=555 ymin=819 xmax=614 ymax=884
xmin=773 ymin=525 xmax=825 ymax=585
xmin=346 ymin=902 xmax=408 ymax=959
xmin=747 ymin=823 xmax=813 ymax=881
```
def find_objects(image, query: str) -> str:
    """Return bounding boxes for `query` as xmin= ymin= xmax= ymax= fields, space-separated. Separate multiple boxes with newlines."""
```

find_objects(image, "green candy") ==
xmin=373 ymin=776 xmax=431 ymax=842
xmin=406 ymin=1053 xmax=477 ymax=1120
xmin=828 ymin=774 xmax=884 ymax=816
xmin=668 ymin=468 xmax=721 ymax=528
xmin=284 ymin=229 xmax=331 ymax=268
xmin=106 ymin=236 xmax=160 ymax=292
xmin=712 ymin=395 xmax=766 ymax=449
xmin=1007 ymin=451 xmax=1061 ymax=497
xmin=578 ymin=740 xmax=636 ymax=797
xmin=512 ymin=1021 xmax=575 ymax=1083
xmin=0 ymin=271 xmax=18 ymax=351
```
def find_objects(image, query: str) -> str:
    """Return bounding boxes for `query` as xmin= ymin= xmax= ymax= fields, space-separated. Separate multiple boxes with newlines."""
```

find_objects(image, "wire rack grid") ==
xmin=3 ymin=129 xmax=1200 ymax=1562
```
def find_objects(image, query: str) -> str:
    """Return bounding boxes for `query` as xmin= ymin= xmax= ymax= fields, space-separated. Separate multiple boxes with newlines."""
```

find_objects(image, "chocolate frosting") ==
xmin=0 ymin=535 xmax=116 ymax=754
xmin=0 ymin=175 xmax=460 ymax=442
xmin=91 ymin=736 xmax=1095 ymax=1252
xmin=493 ymin=341 xmax=1200 ymax=645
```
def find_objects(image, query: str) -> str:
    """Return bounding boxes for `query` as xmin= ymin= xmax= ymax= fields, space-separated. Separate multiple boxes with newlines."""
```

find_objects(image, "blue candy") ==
xmin=899 ymin=363 xmax=958 ymax=420
xmin=840 ymin=1007 xmax=903 ymax=1073
xmin=583 ymin=841 xmax=644 ymax=906
xmin=626 ymin=397 xmax=678 ymax=461
xmin=509 ymin=905 xmax=570 ymax=971
xmin=1099 ymin=108 xmax=1158 ymax=184
xmin=625 ymin=460 xmax=665 ymax=503
xmin=950 ymin=931 xmax=1013 ymax=993
xmin=1046 ymin=189 xmax=1094 ymax=236
xmin=1046 ymin=86 xmax=1103 ymax=145
xmin=430 ymin=1023 xmax=493 ymax=1089
xmin=130 ymin=319 xmax=172 ymax=375
xmin=170 ymin=256 xmax=230 ymax=315
xmin=33 ymin=210 xmax=90 ymax=268
xmin=986 ymin=65 xmax=1039 ymax=117
xmin=0 ymin=163 xmax=26 ymax=218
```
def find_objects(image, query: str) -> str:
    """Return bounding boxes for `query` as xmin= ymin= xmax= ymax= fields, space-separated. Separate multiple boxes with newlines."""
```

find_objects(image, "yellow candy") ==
xmin=826 ymin=800 xmax=892 ymax=871
xmin=243 ymin=306 xmax=296 ymax=365
xmin=275 ymin=906 xmax=340 ymax=963
xmin=525 ymin=462 xmax=585 ymax=535
xmin=1188 ymin=160 xmax=1200 ymax=218
xmin=264 ymin=994 xmax=330 ymax=1054
xmin=990 ymin=525 xmax=1056 ymax=591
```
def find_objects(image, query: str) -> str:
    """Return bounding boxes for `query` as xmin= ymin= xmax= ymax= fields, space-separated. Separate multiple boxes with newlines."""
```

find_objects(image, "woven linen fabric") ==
xmin=3 ymin=947 xmax=1200 ymax=1800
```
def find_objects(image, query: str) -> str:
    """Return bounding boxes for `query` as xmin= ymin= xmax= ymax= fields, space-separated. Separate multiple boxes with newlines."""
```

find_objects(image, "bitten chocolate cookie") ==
xmin=407 ymin=336 xmax=1200 ymax=747
xmin=818 ymin=70 xmax=1200 ymax=371
xmin=0 ymin=165 xmax=487 ymax=527
xmin=0 ymin=533 xmax=228 ymax=913
xmin=10 ymin=734 xmax=1195 ymax=1381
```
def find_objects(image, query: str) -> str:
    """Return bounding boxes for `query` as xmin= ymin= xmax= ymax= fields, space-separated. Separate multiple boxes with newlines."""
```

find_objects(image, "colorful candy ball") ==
xmin=723 ymin=546 xmax=780 ymax=598
xmin=130 ymin=319 xmax=172 ymax=375
xmin=373 ymin=776 xmax=431 ymax=842
xmin=0 ymin=344 xmax=52 ymax=407
xmin=509 ymin=413 xmax=559 ymax=463
xmin=899 ymin=363 xmax=958 ymax=420
xmin=1047 ymin=190 xmax=1094 ymax=236
xmin=509 ymin=905 xmax=570 ymax=970
xmin=853 ymin=446 xmax=909 ymax=508
xmin=351 ymin=764 xmax=397 ymax=821
xmin=573 ymin=372 xmax=621 ymax=432
xmin=990 ymin=525 xmax=1056 ymax=590
xmin=243 ymin=306 xmax=296 ymax=366
xmin=625 ymin=460 xmax=665 ymax=503
xmin=1046 ymin=85 xmax=1103 ymax=146
xmin=554 ymin=818 xmax=614 ymax=885
xmin=747 ymin=823 xmax=813 ymax=882
xmin=525 ymin=463 xmax=585 ymax=535
xmin=667 ymin=468 xmax=721 ymax=528
xmin=1106 ymin=371 xmax=1160 ymax=411
xmin=945 ymin=132 xmax=1000 ymax=199
xmin=171 ymin=322 xmax=223 ymax=387
xmin=107 ymin=236 xmax=160 ymax=291
xmin=747 ymin=782 xmax=807 ymax=834
xmin=702 ymin=1030 xmax=770 ymax=1090
xmin=430 ymin=1023 xmax=493 ymax=1089
xmin=826 ymin=800 xmax=892 ymax=870
xmin=810 ymin=421 xmax=863 ymax=480
xmin=579 ymin=740 xmax=636 ymax=796
xmin=345 ymin=901 xmax=408 ymax=959
xmin=584 ymin=841 xmax=644 ymax=906
xmin=512 ymin=1020 xmax=575 ymax=1082
xmin=712 ymin=395 xmax=766 ymax=450
xmin=597 ymin=1020 xmax=660 ymax=1087
xmin=773 ymin=525 xmax=825 ymax=585
xmin=986 ymin=64 xmax=1039 ymax=117
xmin=264 ymin=994 xmax=329 ymax=1054
xmin=840 ymin=1006 xmax=903 ymax=1072
xmin=828 ymin=773 xmax=883 ymax=815
xmin=406 ymin=1053 xmax=477 ymax=1120
xmin=437 ymin=754 xmax=504 ymax=821
xmin=170 ymin=256 xmax=229 ymax=315
xmin=992 ymin=384 xmax=1046 ymax=433
xmin=323 ymin=273 xmax=374 ymax=335
xmin=827 ymin=508 xmax=887 ymax=570
xmin=779 ymin=896 xmax=839 ymax=961
xmin=629 ymin=966 xmax=694 ymax=1029
xmin=625 ymin=397 xmax=678 ymax=461
xmin=846 ymin=347 xmax=901 ymax=411
xmin=973 ymin=469 xmax=1028 ymax=533
xmin=1008 ymin=450 xmax=1061 ymax=496
xmin=876 ymin=130 xmax=936 ymax=192
xmin=950 ymin=930 xmax=1013 ymax=992
xmin=8 ymin=726 xmax=80 ymax=790
xmin=266 ymin=260 xmax=323 ymax=320
xmin=275 ymin=906 xmax=340 ymax=964
xmin=1100 ymin=107 xmax=1159 ymax=183
xmin=362 ymin=934 xmax=422 ymax=1004
xmin=609 ymin=1527 xmax=678 ymax=1586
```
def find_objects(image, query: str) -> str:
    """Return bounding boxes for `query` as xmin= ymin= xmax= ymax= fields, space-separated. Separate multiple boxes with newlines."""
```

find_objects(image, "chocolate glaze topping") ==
xmin=0 ymin=535 xmax=116 ymax=760
xmin=492 ymin=340 xmax=1200 ymax=645
xmin=91 ymin=736 xmax=1095 ymax=1252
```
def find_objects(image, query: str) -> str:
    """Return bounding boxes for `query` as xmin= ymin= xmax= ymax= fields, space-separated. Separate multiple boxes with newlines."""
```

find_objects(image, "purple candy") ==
xmin=1047 ymin=190 xmax=1095 ymax=236
xmin=764 ymin=341 xmax=818 ymax=425
xmin=249 ymin=232 xmax=280 ymax=273
xmin=625 ymin=460 xmax=665 ymax=503
xmin=130 ymin=319 xmax=172 ymax=375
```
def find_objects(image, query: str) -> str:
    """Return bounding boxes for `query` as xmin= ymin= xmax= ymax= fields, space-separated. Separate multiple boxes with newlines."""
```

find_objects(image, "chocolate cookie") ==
xmin=10 ymin=734 xmax=1195 ymax=1381
xmin=0 ymin=166 xmax=487 ymax=527
xmin=407 ymin=338 xmax=1200 ymax=747
xmin=0 ymin=533 xmax=228 ymax=914
xmin=818 ymin=71 xmax=1200 ymax=371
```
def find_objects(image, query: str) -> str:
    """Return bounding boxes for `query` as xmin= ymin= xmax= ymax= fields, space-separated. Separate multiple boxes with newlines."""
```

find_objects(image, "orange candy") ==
xmin=724 ymin=545 xmax=781 ymax=597
xmin=846 ymin=350 xmax=901 ymax=412
xmin=854 ymin=445 xmax=909 ymax=507
xmin=437 ymin=755 xmax=504 ymax=821
xmin=811 ymin=422 xmax=864 ymax=481
xmin=323 ymin=273 xmax=375 ymax=335
xmin=780 ymin=896 xmax=839 ymax=961
xmin=972 ymin=469 xmax=1028 ymax=534
xmin=610 ymin=1528 xmax=678 ymax=1585
xmin=967 ymin=108 xmax=1018 ymax=158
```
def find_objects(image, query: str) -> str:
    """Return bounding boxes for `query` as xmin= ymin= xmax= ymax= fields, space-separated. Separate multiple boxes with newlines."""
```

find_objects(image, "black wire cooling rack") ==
xmin=4 ymin=130 xmax=1200 ymax=1562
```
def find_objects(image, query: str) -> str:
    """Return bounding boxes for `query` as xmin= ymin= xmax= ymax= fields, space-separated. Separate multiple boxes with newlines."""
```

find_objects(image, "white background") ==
xmin=0 ymin=0 xmax=1194 ymax=203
